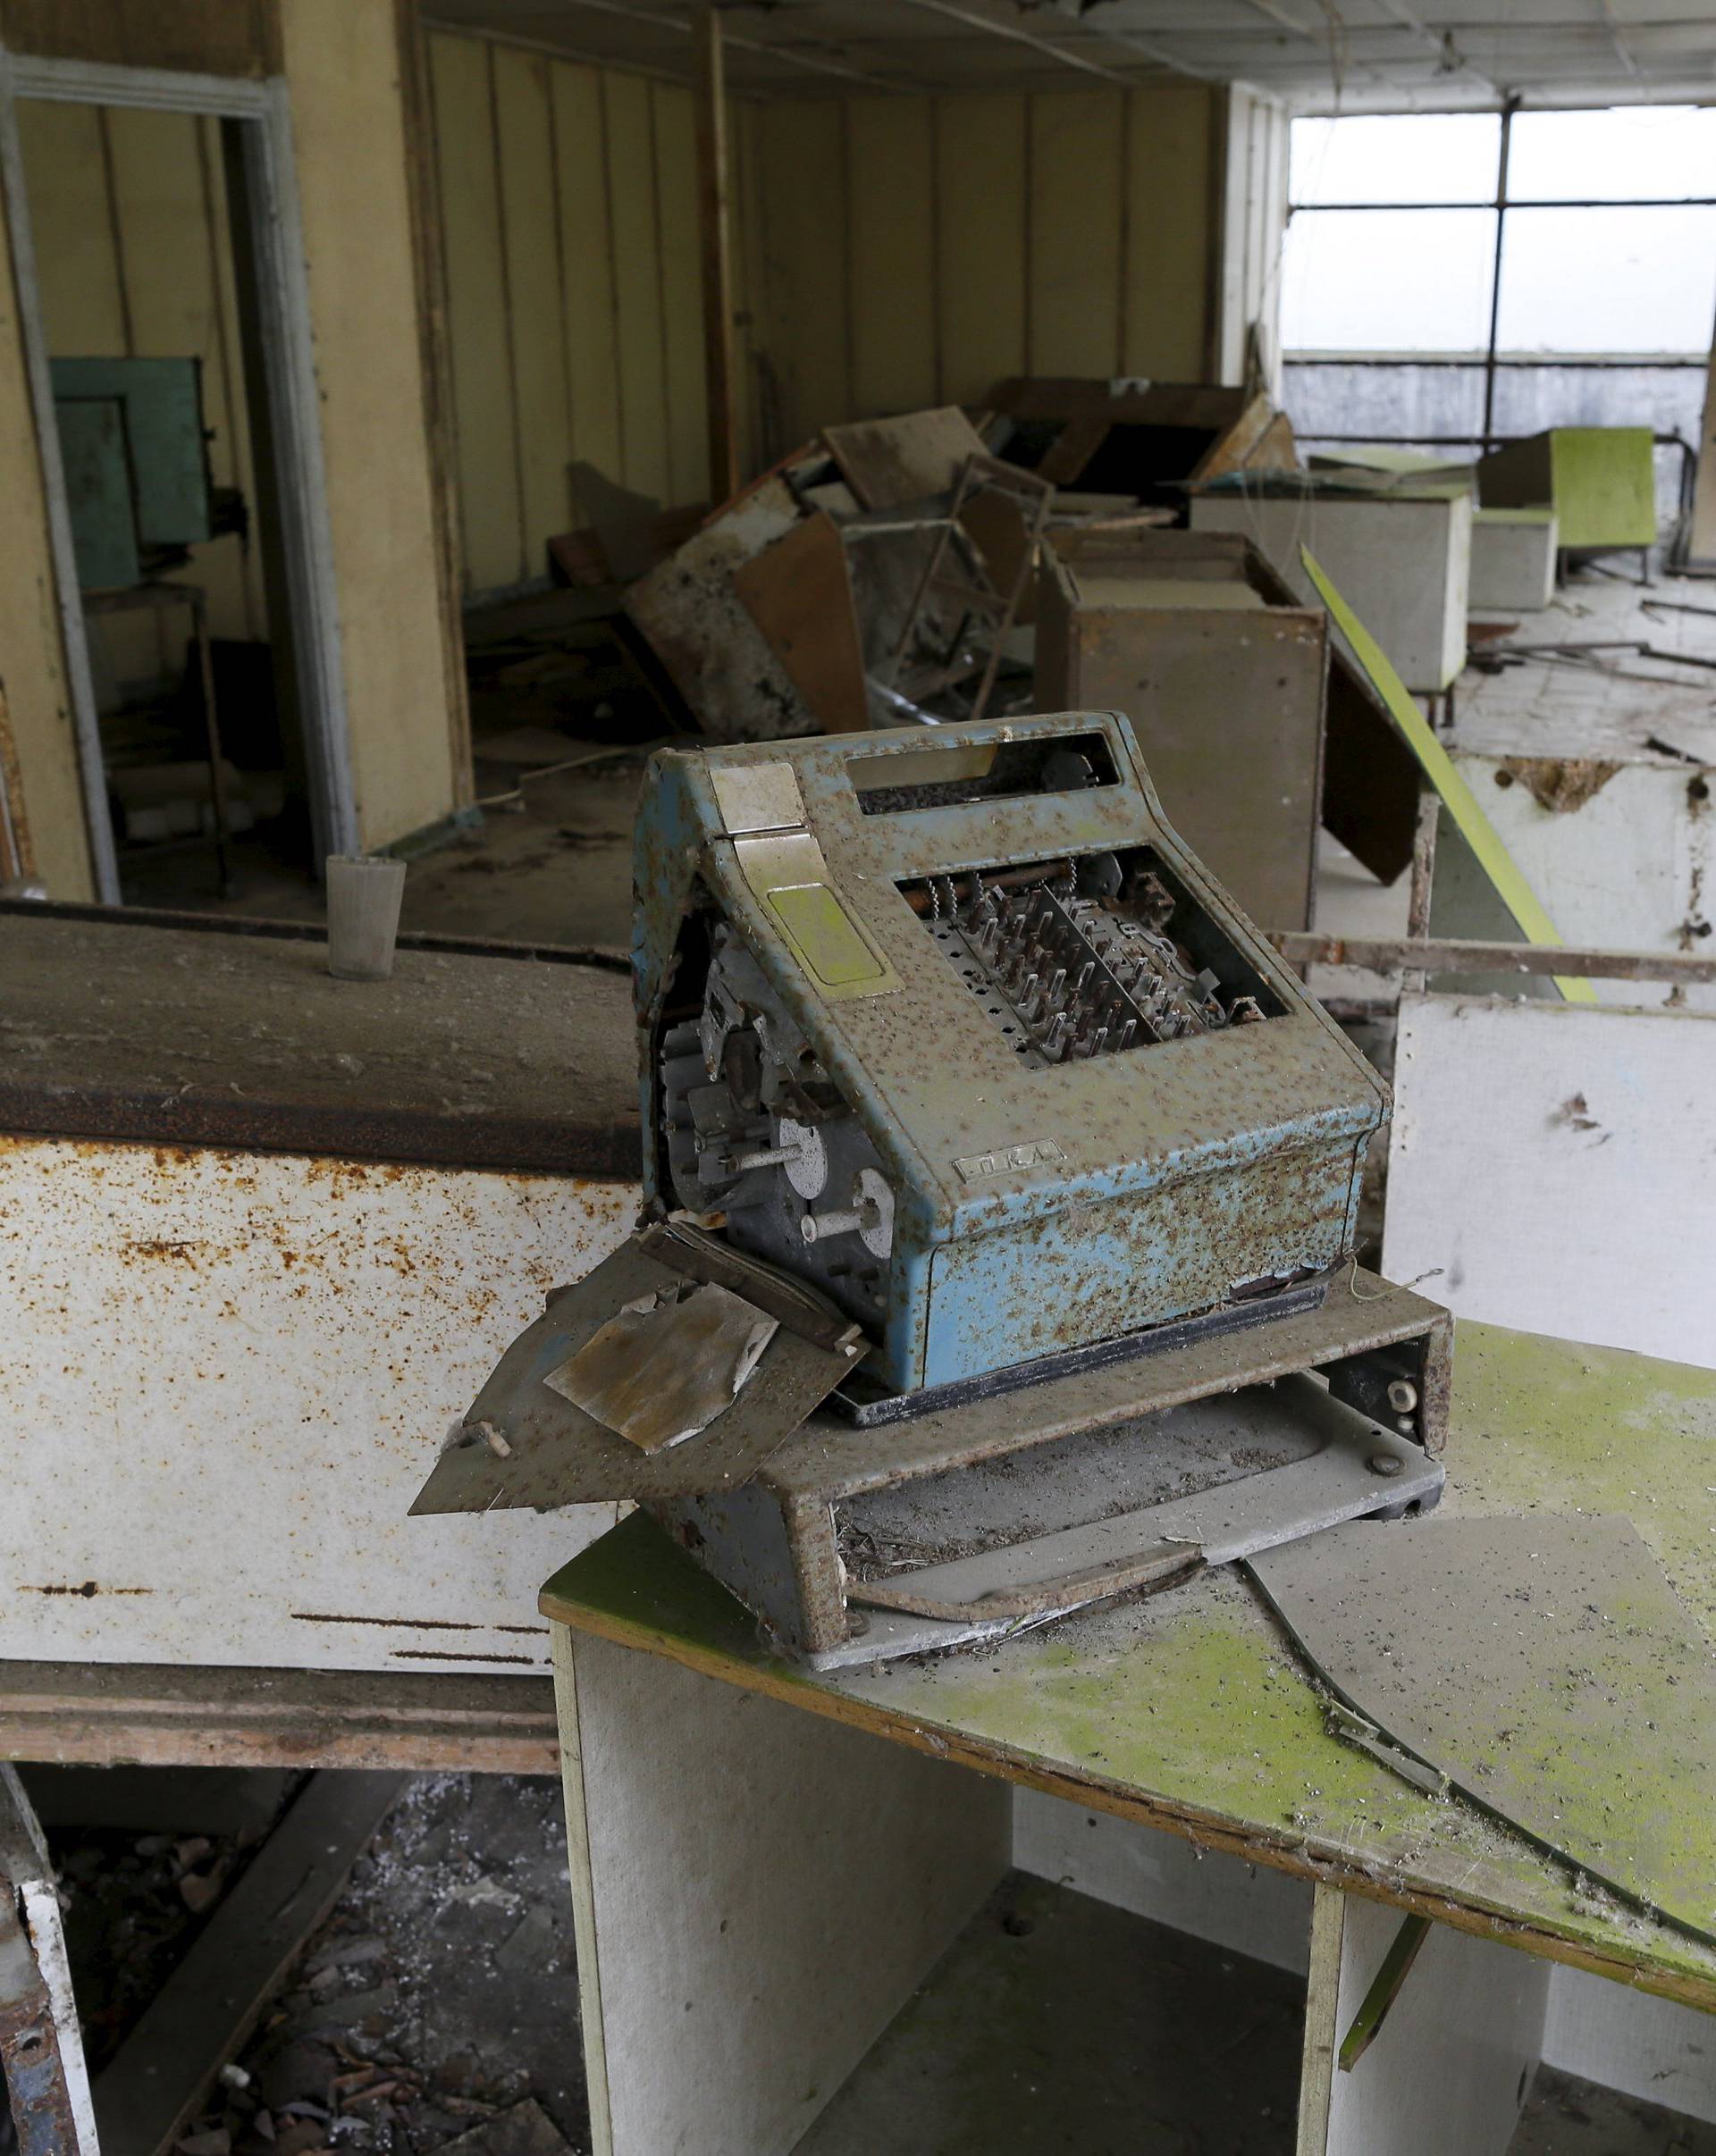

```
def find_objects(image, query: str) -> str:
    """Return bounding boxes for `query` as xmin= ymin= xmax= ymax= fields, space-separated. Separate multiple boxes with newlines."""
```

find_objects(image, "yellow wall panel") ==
xmin=97 ymin=108 xmax=251 ymax=650
xmin=1123 ymin=86 xmax=1211 ymax=380
xmin=1028 ymin=90 xmax=1124 ymax=378
xmin=602 ymin=69 xmax=670 ymax=502
xmin=935 ymin=92 xmax=1027 ymax=407
xmin=652 ymin=83 xmax=707 ymax=507
xmin=282 ymin=0 xmax=458 ymax=846
xmin=758 ymin=100 xmax=850 ymax=446
xmin=429 ymin=31 xmax=522 ymax=591
xmin=728 ymin=95 xmax=764 ymax=474
xmin=198 ymin=113 xmax=269 ymax=640
xmin=15 ymin=100 xmax=156 ymax=685
xmin=15 ymin=102 xmax=126 ymax=355
xmin=0 ymin=167 xmax=88 ymax=897
xmin=19 ymin=99 xmax=270 ymax=667
xmin=551 ymin=63 xmax=624 ymax=491
xmin=847 ymin=97 xmax=937 ymax=415
xmin=493 ymin=45 xmax=573 ymax=575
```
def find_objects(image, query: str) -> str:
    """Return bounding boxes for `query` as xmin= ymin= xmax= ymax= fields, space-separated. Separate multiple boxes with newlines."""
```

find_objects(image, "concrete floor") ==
xmin=229 ymin=1775 xmax=586 ymax=2150
xmin=125 ymin=745 xmax=648 ymax=958
xmin=215 ymin=1789 xmax=1716 ymax=2156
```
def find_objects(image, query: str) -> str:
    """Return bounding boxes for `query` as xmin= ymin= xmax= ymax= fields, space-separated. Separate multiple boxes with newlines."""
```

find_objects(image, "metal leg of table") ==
xmin=0 ymin=1766 xmax=97 ymax=2156
xmin=550 ymin=1625 xmax=1009 ymax=2156
xmin=1296 ymin=1884 xmax=1550 ymax=2156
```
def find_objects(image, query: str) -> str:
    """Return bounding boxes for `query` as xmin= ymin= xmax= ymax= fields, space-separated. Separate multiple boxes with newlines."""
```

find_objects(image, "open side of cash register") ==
xmin=413 ymin=711 xmax=1448 ymax=1666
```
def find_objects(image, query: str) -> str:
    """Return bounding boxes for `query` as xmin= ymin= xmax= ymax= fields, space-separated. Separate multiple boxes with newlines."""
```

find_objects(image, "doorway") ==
xmin=0 ymin=49 xmax=356 ymax=908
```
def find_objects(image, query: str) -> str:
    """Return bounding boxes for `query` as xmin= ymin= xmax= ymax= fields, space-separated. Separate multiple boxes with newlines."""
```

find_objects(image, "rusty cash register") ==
xmin=413 ymin=711 xmax=1449 ymax=1666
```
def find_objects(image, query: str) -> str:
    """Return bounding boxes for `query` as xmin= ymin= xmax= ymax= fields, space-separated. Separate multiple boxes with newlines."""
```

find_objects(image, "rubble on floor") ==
xmin=26 ymin=1774 xmax=589 ymax=2156
xmin=213 ymin=1777 xmax=585 ymax=2156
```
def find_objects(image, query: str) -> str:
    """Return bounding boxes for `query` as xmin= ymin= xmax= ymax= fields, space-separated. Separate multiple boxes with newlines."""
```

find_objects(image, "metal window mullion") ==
xmin=1482 ymin=99 xmax=1517 ymax=440
xmin=1289 ymin=195 xmax=1716 ymax=213
xmin=1282 ymin=353 xmax=1705 ymax=370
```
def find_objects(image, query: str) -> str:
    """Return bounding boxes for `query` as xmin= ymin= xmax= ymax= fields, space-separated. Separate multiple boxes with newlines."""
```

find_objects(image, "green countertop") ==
xmin=543 ymin=1319 xmax=1716 ymax=2009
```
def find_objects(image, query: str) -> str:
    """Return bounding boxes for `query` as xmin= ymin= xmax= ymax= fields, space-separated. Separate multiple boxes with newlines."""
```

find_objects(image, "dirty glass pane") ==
xmin=1281 ymin=208 xmax=1499 ymax=351
xmin=1283 ymin=362 xmax=1486 ymax=451
xmin=1509 ymin=106 xmax=1716 ymax=203
xmin=1494 ymin=206 xmax=1716 ymax=353
xmin=1291 ymin=114 xmax=1501 ymax=206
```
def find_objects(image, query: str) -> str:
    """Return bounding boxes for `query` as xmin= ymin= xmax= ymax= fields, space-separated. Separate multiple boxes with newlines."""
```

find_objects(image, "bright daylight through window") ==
xmin=1280 ymin=105 xmax=1716 ymax=519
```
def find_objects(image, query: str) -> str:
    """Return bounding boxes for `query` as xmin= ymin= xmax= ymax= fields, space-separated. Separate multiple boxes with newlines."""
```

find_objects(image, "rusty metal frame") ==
xmin=0 ymin=1896 xmax=80 ymax=2156
xmin=884 ymin=453 xmax=1054 ymax=723
xmin=0 ymin=1769 xmax=88 ymax=2156
xmin=1266 ymin=929 xmax=1716 ymax=987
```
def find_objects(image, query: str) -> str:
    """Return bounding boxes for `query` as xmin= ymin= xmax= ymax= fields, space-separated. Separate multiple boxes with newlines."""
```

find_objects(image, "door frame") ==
xmin=0 ymin=46 xmax=358 ymax=902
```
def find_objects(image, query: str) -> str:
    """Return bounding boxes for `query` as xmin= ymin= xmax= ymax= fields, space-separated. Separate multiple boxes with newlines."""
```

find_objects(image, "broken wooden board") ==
xmin=1186 ymin=390 xmax=1299 ymax=488
xmin=0 ymin=1664 xmax=559 ymax=1774
xmin=732 ymin=509 xmax=870 ymax=734
xmin=822 ymin=407 xmax=990 ymax=511
xmin=624 ymin=474 xmax=813 ymax=742
xmin=1249 ymin=1514 xmax=1716 ymax=1946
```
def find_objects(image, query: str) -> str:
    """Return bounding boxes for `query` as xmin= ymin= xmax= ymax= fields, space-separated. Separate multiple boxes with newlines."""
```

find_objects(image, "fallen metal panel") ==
xmin=412 ymin=1234 xmax=864 ymax=1511
xmin=1250 ymin=1514 xmax=1716 ymax=1945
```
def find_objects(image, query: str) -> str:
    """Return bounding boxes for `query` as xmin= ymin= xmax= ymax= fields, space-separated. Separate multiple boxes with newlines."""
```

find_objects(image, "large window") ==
xmin=1281 ymin=106 xmax=1716 ymax=518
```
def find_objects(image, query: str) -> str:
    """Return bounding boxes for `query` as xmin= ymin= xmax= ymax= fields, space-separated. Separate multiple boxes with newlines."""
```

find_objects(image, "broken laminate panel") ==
xmin=552 ymin=1623 xmax=1007 ymax=2156
xmin=732 ymin=509 xmax=869 ymax=734
xmin=1300 ymin=1887 xmax=1550 ymax=2156
xmin=822 ymin=407 xmax=990 ymax=511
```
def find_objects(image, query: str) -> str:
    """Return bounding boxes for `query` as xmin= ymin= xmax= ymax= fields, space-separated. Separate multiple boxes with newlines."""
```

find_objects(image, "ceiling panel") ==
xmin=423 ymin=0 xmax=1716 ymax=109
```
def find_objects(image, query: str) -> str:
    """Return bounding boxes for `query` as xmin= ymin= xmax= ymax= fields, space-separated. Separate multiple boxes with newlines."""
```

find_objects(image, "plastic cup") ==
xmin=326 ymin=853 xmax=407 ymax=981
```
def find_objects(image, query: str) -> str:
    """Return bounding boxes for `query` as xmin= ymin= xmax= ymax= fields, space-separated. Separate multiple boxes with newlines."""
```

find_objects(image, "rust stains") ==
xmin=27 ymin=1581 xmax=154 ymax=1597
xmin=122 ymin=1237 xmax=206 ymax=1263
xmin=1549 ymin=1093 xmax=1607 ymax=1142
xmin=389 ymin=1648 xmax=543 ymax=1665
xmin=1498 ymin=756 xmax=1621 ymax=815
